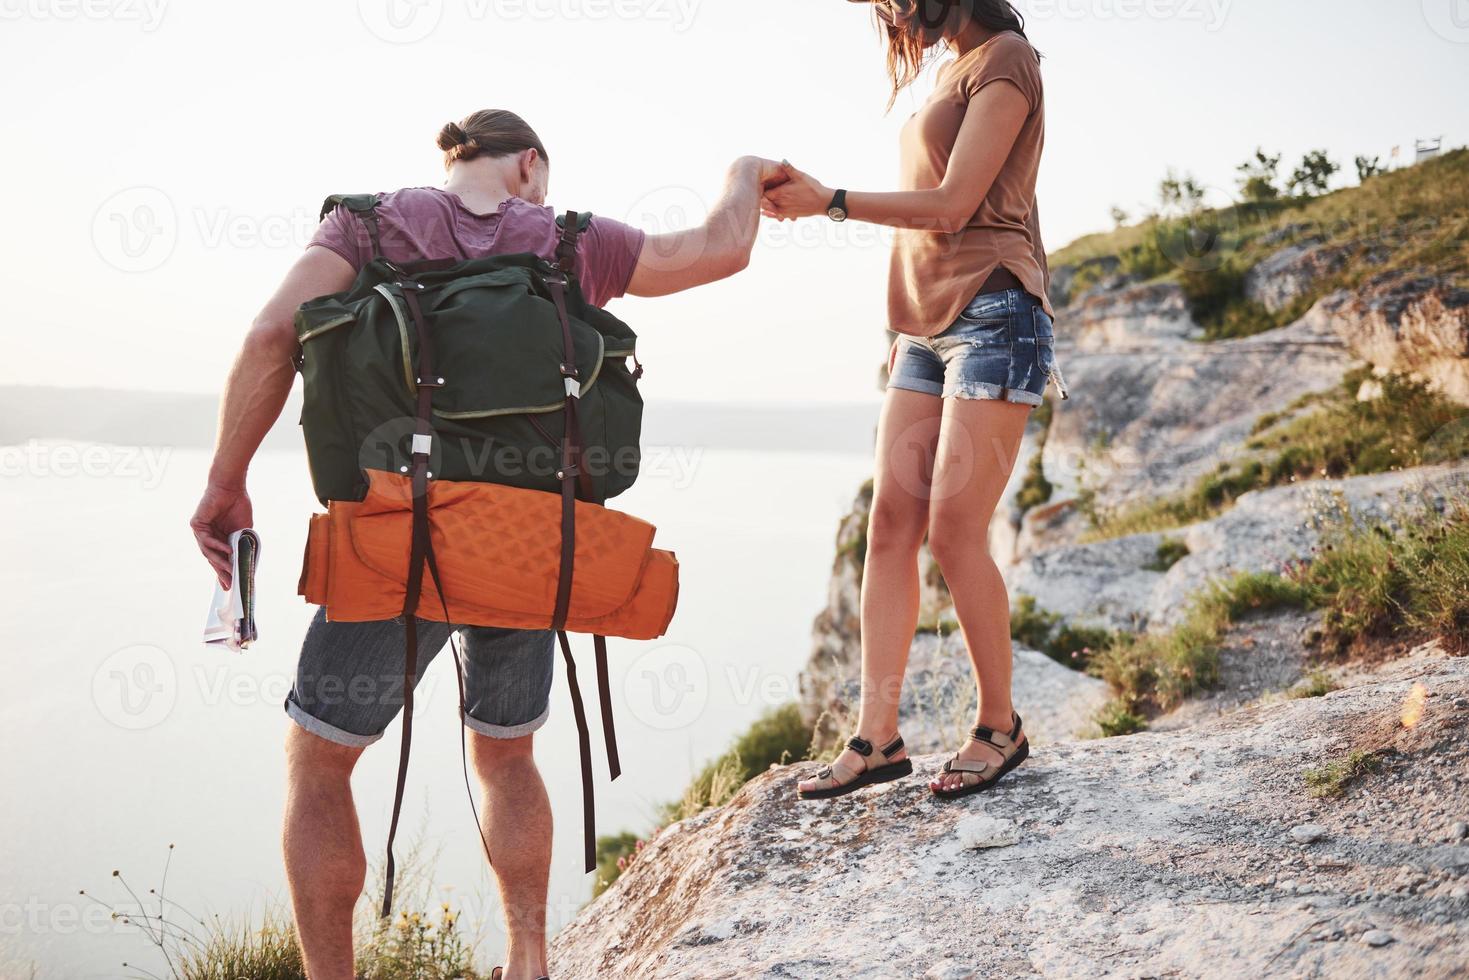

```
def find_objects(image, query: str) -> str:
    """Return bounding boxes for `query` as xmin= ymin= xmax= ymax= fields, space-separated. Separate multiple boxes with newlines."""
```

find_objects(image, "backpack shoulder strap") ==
xmin=553 ymin=210 xmax=591 ymax=275
xmin=319 ymin=193 xmax=384 ymax=259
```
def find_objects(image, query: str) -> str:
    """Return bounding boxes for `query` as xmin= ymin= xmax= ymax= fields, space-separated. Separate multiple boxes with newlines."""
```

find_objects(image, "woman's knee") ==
xmin=867 ymin=492 xmax=928 ymax=555
xmin=926 ymin=503 xmax=990 ymax=566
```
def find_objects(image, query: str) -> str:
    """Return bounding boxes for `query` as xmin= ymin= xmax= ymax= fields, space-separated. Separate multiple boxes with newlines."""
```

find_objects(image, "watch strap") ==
xmin=827 ymin=188 xmax=848 ymax=220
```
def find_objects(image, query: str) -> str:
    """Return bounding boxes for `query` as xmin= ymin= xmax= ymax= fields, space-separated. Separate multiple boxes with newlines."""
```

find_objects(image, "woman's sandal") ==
xmin=931 ymin=712 xmax=1029 ymax=800
xmin=797 ymin=734 xmax=913 ymax=800
xmin=490 ymin=970 xmax=548 ymax=980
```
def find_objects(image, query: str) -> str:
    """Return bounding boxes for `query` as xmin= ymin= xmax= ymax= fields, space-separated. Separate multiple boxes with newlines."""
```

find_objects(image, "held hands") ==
xmin=760 ymin=161 xmax=832 ymax=221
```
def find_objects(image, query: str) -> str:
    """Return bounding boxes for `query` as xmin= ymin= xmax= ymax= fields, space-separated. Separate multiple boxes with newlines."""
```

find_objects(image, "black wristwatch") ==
xmin=826 ymin=189 xmax=849 ymax=223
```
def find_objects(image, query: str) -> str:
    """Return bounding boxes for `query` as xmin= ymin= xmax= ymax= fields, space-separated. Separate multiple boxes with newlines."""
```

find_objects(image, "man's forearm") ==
xmin=206 ymin=332 xmax=296 ymax=489
xmin=703 ymin=156 xmax=765 ymax=272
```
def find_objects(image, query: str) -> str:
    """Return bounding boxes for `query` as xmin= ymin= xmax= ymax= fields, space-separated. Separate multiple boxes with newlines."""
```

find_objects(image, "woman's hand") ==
xmin=761 ymin=162 xmax=833 ymax=221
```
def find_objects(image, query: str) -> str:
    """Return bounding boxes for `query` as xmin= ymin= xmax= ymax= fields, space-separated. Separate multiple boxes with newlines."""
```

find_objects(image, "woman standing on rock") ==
xmin=764 ymin=0 xmax=1065 ymax=800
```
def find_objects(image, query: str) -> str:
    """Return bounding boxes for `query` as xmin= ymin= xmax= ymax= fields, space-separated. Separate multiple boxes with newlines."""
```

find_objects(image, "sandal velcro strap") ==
xmin=944 ymin=758 xmax=997 ymax=776
xmin=970 ymin=712 xmax=1023 ymax=751
xmin=969 ymin=726 xmax=1010 ymax=751
xmin=846 ymin=736 xmax=874 ymax=756
xmin=879 ymin=735 xmax=904 ymax=759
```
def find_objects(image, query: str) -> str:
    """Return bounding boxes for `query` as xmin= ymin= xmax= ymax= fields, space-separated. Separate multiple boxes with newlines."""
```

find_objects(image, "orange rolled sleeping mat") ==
xmin=298 ymin=470 xmax=679 ymax=639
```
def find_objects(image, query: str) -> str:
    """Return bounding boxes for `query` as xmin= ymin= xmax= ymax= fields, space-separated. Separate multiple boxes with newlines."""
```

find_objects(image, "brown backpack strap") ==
xmin=379 ymin=278 xmax=443 ymax=920
xmin=320 ymin=194 xmax=384 ymax=260
xmin=555 ymin=210 xmax=581 ymax=275
xmin=595 ymin=634 xmax=620 ymax=779
xmin=543 ymin=233 xmax=623 ymax=872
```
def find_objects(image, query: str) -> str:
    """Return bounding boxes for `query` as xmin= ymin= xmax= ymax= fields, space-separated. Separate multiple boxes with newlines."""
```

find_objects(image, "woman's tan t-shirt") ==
xmin=889 ymin=31 xmax=1052 ymax=337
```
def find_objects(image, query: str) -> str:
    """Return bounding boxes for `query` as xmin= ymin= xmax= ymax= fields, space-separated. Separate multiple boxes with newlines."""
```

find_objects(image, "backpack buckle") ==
xmin=558 ymin=362 xmax=580 ymax=398
xmin=416 ymin=375 xmax=445 ymax=388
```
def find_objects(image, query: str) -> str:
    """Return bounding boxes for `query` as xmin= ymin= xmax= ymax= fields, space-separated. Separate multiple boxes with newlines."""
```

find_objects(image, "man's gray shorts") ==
xmin=285 ymin=607 xmax=556 ymax=747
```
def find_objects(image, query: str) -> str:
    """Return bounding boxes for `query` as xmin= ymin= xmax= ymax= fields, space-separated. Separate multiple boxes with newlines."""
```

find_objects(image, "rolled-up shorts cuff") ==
xmin=886 ymin=375 xmax=944 ymax=397
xmin=943 ymin=380 xmax=1045 ymax=405
xmin=464 ymin=703 xmax=551 ymax=740
xmin=286 ymin=696 xmax=383 ymax=748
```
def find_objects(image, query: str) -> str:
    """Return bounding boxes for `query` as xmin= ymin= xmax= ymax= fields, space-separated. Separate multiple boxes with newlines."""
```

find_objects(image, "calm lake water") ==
xmin=0 ymin=441 xmax=872 ymax=978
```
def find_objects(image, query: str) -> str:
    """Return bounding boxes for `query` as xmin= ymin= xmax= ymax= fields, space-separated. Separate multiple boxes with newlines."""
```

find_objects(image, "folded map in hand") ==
xmin=203 ymin=528 xmax=261 ymax=651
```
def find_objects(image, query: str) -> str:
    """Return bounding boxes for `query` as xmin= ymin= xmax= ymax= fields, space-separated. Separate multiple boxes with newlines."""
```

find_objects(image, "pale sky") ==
xmin=4 ymin=0 xmax=1466 ymax=405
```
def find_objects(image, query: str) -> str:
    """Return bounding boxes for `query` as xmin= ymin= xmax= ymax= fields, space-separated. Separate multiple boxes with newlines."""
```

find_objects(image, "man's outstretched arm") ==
xmin=191 ymin=247 xmax=355 ymax=586
xmin=625 ymin=155 xmax=784 ymax=298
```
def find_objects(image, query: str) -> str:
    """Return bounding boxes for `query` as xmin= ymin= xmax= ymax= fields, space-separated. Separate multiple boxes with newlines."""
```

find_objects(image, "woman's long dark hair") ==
xmin=880 ymin=0 xmax=1035 ymax=108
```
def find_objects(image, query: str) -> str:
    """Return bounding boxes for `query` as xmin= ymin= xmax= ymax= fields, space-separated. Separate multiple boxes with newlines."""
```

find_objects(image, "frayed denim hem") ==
xmin=942 ymin=381 xmax=1044 ymax=406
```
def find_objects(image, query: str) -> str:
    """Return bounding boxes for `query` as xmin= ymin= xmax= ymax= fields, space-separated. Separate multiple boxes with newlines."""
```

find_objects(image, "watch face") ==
xmin=827 ymin=207 xmax=848 ymax=222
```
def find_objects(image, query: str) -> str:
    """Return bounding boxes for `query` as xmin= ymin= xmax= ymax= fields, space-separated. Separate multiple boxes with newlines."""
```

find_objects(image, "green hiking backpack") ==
xmin=295 ymin=194 xmax=644 ymax=507
xmin=293 ymin=194 xmax=644 ymax=918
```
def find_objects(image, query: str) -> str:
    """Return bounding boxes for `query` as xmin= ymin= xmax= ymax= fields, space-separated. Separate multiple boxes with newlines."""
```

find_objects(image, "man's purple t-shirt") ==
xmin=308 ymin=187 xmax=645 ymax=308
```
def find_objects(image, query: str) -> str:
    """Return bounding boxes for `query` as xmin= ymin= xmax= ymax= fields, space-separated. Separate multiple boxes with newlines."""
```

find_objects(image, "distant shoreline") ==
xmin=0 ymin=386 xmax=881 ymax=456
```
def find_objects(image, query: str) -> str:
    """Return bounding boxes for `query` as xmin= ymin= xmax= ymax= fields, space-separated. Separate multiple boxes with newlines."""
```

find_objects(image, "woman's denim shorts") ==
xmin=888 ymin=288 xmax=1069 ymax=406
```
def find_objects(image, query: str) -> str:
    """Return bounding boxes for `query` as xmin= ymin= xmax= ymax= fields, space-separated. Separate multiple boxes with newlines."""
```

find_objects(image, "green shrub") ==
xmin=1015 ymin=398 xmax=1055 ymax=514
xmin=358 ymin=907 xmax=484 ymax=980
xmin=1287 ymin=670 xmax=1339 ymax=699
xmin=1146 ymin=537 xmax=1190 ymax=571
xmin=1304 ymin=750 xmax=1383 ymax=798
xmin=1086 ymin=368 xmax=1469 ymax=541
xmin=93 ymin=847 xmax=487 ymax=980
xmin=1010 ymin=595 xmax=1117 ymax=671
xmin=1051 ymin=148 xmax=1469 ymax=296
xmin=170 ymin=915 xmax=304 ymax=980
xmin=1094 ymin=699 xmax=1148 ymax=737
xmin=592 ymin=832 xmax=641 ymax=899
xmin=1294 ymin=503 xmax=1469 ymax=653
xmin=1093 ymin=571 xmax=1306 ymax=716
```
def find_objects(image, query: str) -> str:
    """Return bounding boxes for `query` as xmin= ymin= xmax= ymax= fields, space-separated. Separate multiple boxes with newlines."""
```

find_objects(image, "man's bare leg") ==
xmin=283 ymin=724 xmax=366 ymax=980
xmin=471 ymin=731 xmax=551 ymax=980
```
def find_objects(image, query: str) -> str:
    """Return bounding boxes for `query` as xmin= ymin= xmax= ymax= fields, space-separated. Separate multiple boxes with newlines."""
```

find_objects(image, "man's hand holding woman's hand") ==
xmin=733 ymin=155 xmax=794 ymax=194
xmin=760 ymin=161 xmax=833 ymax=221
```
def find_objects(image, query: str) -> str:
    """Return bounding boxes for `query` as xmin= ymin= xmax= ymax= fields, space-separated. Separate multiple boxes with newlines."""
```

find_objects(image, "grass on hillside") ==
xmin=1015 ymin=397 xmax=1056 ymax=514
xmin=1050 ymin=148 xmax=1469 ymax=329
xmin=1083 ymin=367 xmax=1469 ymax=541
xmin=1304 ymin=749 xmax=1385 ymax=799
xmin=91 ymin=846 xmax=489 ymax=980
xmin=1010 ymin=594 xmax=1118 ymax=671
xmin=1291 ymin=500 xmax=1469 ymax=655
xmin=1091 ymin=571 xmax=1308 ymax=723
xmin=1286 ymin=669 xmax=1339 ymax=700
xmin=1087 ymin=499 xmax=1469 ymax=734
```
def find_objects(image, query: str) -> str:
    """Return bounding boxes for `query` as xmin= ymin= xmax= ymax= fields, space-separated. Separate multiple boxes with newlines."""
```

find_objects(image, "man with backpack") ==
xmin=189 ymin=108 xmax=787 ymax=980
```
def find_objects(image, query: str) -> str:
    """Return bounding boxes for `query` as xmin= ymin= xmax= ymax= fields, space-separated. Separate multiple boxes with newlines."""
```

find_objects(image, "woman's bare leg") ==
xmin=798 ymin=388 xmax=939 ymax=794
xmin=924 ymin=397 xmax=1031 ymax=792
